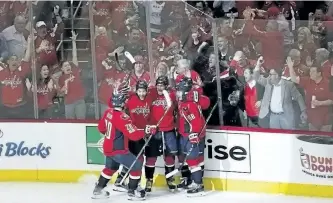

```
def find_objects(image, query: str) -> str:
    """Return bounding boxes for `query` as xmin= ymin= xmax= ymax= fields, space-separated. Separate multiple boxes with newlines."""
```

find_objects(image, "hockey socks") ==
xmin=144 ymin=166 xmax=154 ymax=192
xmin=92 ymin=169 xmax=114 ymax=199
xmin=145 ymin=165 xmax=155 ymax=180
xmin=165 ymin=165 xmax=177 ymax=191
xmin=165 ymin=165 xmax=175 ymax=176
xmin=145 ymin=157 xmax=157 ymax=192
xmin=96 ymin=175 xmax=110 ymax=189
xmin=181 ymin=165 xmax=191 ymax=179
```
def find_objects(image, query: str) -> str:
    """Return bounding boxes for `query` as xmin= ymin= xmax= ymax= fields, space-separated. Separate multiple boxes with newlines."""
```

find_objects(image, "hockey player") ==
xmin=176 ymin=77 xmax=210 ymax=196
xmin=144 ymin=76 xmax=178 ymax=192
xmin=114 ymin=80 xmax=153 ymax=191
xmin=92 ymin=89 xmax=157 ymax=200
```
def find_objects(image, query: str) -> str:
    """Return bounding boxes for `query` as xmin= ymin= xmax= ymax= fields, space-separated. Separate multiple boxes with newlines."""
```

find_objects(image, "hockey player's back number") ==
xmin=105 ymin=120 xmax=112 ymax=139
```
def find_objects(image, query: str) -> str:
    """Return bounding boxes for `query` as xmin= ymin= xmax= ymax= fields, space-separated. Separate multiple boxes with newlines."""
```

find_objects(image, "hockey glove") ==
xmin=189 ymin=133 xmax=200 ymax=144
xmin=145 ymin=125 xmax=158 ymax=135
xmin=186 ymin=90 xmax=199 ymax=102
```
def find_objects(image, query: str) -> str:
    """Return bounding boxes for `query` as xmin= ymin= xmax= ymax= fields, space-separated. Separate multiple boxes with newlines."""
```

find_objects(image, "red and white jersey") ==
xmin=126 ymin=93 xmax=153 ymax=129
xmin=35 ymin=79 xmax=57 ymax=110
xmin=129 ymin=71 xmax=151 ymax=92
xmin=58 ymin=65 xmax=85 ymax=105
xmin=0 ymin=61 xmax=31 ymax=107
xmin=35 ymin=32 xmax=59 ymax=67
xmin=149 ymin=88 xmax=176 ymax=131
xmin=177 ymin=94 xmax=210 ymax=137
xmin=98 ymin=108 xmax=145 ymax=156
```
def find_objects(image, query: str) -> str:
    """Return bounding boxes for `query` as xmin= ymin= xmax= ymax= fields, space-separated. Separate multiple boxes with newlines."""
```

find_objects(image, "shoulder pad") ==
xmin=121 ymin=113 xmax=130 ymax=120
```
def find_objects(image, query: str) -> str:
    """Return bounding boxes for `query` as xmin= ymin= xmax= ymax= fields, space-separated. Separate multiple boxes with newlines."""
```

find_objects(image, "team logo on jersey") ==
xmin=131 ymin=105 xmax=150 ymax=117
xmin=131 ymin=108 xmax=150 ymax=116
xmin=152 ymin=99 xmax=168 ymax=109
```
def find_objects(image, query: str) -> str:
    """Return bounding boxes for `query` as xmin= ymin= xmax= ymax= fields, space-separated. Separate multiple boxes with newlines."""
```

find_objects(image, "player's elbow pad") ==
xmin=200 ymin=99 xmax=210 ymax=110
xmin=97 ymin=126 xmax=106 ymax=134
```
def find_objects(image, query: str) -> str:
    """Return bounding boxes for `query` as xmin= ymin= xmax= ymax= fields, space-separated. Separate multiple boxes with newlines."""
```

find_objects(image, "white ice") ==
xmin=0 ymin=182 xmax=331 ymax=203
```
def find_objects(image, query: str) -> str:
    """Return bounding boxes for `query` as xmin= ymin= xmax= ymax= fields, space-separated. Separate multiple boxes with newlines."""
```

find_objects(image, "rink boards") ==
xmin=0 ymin=122 xmax=333 ymax=198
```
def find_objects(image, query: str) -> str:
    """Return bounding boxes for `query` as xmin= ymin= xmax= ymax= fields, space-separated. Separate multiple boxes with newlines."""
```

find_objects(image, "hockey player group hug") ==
xmin=92 ymin=59 xmax=211 ymax=201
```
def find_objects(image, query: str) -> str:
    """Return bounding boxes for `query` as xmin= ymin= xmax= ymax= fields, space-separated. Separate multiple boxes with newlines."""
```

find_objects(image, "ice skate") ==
xmin=177 ymin=177 xmax=192 ymax=191
xmin=166 ymin=177 xmax=177 ymax=192
xmin=145 ymin=179 xmax=153 ymax=192
xmin=127 ymin=188 xmax=146 ymax=201
xmin=91 ymin=185 xmax=110 ymax=199
xmin=186 ymin=183 xmax=205 ymax=197
xmin=113 ymin=176 xmax=128 ymax=192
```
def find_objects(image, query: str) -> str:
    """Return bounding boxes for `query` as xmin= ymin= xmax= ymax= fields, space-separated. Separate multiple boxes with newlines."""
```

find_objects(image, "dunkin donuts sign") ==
xmin=299 ymin=148 xmax=333 ymax=179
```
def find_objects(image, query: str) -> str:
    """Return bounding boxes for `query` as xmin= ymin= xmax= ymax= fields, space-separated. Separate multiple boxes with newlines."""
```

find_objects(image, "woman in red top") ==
xmin=58 ymin=31 xmax=86 ymax=119
xmin=26 ymin=65 xmax=58 ymax=119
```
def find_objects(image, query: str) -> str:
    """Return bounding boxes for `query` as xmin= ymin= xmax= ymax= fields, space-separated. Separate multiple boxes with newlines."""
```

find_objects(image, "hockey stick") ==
xmin=119 ymin=90 xmax=173 ymax=185
xmin=165 ymin=99 xmax=219 ymax=179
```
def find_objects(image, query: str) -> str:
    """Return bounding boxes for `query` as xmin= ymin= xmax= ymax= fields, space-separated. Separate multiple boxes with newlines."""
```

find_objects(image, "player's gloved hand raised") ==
xmin=145 ymin=125 xmax=158 ymax=135
xmin=189 ymin=133 xmax=200 ymax=144
xmin=186 ymin=90 xmax=199 ymax=102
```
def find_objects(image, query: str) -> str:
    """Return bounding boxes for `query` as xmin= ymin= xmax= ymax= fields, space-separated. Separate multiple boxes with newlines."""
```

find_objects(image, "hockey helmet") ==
xmin=136 ymin=80 xmax=148 ymax=91
xmin=156 ymin=76 xmax=169 ymax=87
xmin=176 ymin=77 xmax=193 ymax=93
xmin=111 ymin=92 xmax=127 ymax=108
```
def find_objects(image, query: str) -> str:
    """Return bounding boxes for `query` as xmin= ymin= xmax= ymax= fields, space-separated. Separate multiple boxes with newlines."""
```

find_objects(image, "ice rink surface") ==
xmin=0 ymin=182 xmax=331 ymax=203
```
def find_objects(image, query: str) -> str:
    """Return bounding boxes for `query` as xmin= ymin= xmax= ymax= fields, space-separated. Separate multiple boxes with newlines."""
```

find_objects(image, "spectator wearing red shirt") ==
xmin=241 ymin=67 xmax=265 ymax=127
xmin=98 ymin=54 xmax=127 ymax=116
xmin=241 ymin=7 xmax=284 ymax=70
xmin=229 ymin=51 xmax=259 ymax=78
xmin=26 ymin=65 xmax=58 ymax=119
xmin=129 ymin=55 xmax=150 ymax=92
xmin=313 ymin=48 xmax=332 ymax=79
xmin=92 ymin=1 xmax=113 ymax=28
xmin=282 ymin=49 xmax=309 ymax=80
xmin=174 ymin=59 xmax=203 ymax=90
xmin=0 ymin=35 xmax=32 ymax=119
xmin=58 ymin=32 xmax=86 ymax=119
xmin=35 ymin=15 xmax=64 ymax=73
xmin=95 ymin=26 xmax=114 ymax=66
xmin=10 ymin=1 xmax=28 ymax=21
xmin=287 ymin=57 xmax=333 ymax=132
xmin=309 ymin=5 xmax=333 ymax=48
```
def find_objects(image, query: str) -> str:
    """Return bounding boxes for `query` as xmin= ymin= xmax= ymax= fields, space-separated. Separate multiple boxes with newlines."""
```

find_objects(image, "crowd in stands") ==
xmin=2 ymin=1 xmax=333 ymax=133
